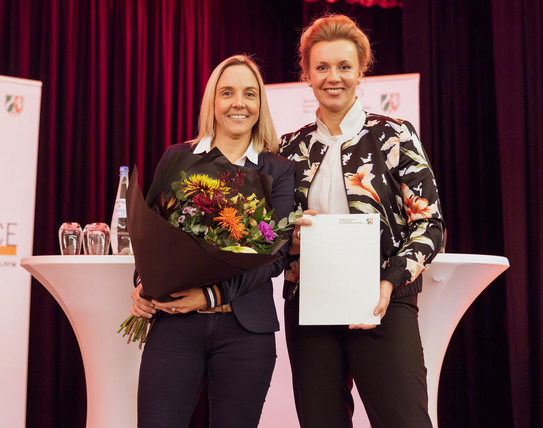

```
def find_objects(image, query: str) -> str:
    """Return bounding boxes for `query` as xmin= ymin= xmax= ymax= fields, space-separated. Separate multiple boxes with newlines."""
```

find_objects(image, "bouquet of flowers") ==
xmin=158 ymin=169 xmax=290 ymax=255
xmin=118 ymin=149 xmax=299 ymax=347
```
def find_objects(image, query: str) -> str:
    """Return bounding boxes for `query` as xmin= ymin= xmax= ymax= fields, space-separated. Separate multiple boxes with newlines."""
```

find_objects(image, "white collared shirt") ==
xmin=193 ymin=136 xmax=259 ymax=167
xmin=308 ymin=99 xmax=366 ymax=214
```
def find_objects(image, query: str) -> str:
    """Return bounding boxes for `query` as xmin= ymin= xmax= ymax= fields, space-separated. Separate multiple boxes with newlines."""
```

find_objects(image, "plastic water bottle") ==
xmin=110 ymin=166 xmax=132 ymax=254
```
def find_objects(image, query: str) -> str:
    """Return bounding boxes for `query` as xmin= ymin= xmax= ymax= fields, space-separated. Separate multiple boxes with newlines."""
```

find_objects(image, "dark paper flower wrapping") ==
xmin=126 ymin=149 xmax=284 ymax=302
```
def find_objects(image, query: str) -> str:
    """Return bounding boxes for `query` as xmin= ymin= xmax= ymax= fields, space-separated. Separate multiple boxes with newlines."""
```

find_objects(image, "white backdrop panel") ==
xmin=0 ymin=75 xmax=42 ymax=428
xmin=265 ymin=73 xmax=420 ymax=138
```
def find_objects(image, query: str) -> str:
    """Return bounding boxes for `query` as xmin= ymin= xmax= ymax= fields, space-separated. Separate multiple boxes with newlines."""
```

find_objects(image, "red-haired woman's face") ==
xmin=308 ymin=39 xmax=362 ymax=118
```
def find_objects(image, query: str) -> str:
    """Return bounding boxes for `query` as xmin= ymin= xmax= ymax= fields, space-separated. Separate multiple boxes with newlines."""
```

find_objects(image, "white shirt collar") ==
xmin=315 ymin=98 xmax=366 ymax=144
xmin=193 ymin=137 xmax=259 ymax=166
xmin=193 ymin=137 xmax=213 ymax=154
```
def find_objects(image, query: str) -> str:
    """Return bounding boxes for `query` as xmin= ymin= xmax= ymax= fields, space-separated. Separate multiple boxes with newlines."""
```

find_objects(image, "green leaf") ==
xmin=288 ymin=208 xmax=303 ymax=223
xmin=168 ymin=211 xmax=180 ymax=227
xmin=221 ymin=245 xmax=258 ymax=254
xmin=253 ymin=199 xmax=266 ymax=220
xmin=175 ymin=189 xmax=187 ymax=201
xmin=191 ymin=224 xmax=204 ymax=234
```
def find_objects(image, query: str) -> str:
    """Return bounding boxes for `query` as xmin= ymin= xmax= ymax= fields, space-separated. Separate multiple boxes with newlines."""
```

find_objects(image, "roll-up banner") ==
xmin=0 ymin=75 xmax=42 ymax=428
xmin=265 ymin=73 xmax=420 ymax=137
xmin=260 ymin=74 xmax=420 ymax=427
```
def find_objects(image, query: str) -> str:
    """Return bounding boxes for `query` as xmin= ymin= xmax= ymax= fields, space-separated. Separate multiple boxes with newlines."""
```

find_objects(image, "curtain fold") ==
xmin=402 ymin=1 xmax=514 ymax=426
xmin=303 ymin=0 xmax=403 ymax=8
xmin=403 ymin=0 xmax=542 ymax=427
xmin=492 ymin=1 xmax=543 ymax=426
xmin=0 ymin=1 xmax=216 ymax=426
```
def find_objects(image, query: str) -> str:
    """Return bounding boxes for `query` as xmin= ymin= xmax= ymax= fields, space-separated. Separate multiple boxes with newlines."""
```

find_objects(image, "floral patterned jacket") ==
xmin=278 ymin=113 xmax=445 ymax=300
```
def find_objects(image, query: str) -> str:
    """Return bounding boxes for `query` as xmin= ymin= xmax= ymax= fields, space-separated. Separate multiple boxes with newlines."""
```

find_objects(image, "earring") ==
xmin=308 ymin=82 xmax=312 ymax=87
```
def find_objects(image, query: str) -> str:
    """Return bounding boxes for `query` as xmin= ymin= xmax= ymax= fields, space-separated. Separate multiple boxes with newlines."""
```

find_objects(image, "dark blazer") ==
xmin=154 ymin=142 xmax=296 ymax=333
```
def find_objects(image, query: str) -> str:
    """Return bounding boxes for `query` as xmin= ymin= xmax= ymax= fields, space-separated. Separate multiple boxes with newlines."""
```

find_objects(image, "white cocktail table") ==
xmin=22 ymin=253 xmax=509 ymax=428
xmin=21 ymin=255 xmax=141 ymax=428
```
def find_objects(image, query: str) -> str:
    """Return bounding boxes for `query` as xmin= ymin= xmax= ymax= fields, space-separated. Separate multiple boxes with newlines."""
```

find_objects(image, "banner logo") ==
xmin=5 ymin=95 xmax=24 ymax=115
xmin=380 ymin=93 xmax=400 ymax=113
xmin=0 ymin=222 xmax=17 ymax=256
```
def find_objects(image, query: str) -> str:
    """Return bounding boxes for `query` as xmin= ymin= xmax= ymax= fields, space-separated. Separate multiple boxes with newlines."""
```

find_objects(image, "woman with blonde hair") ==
xmin=280 ymin=14 xmax=444 ymax=428
xmin=191 ymin=55 xmax=278 ymax=154
xmin=131 ymin=54 xmax=295 ymax=428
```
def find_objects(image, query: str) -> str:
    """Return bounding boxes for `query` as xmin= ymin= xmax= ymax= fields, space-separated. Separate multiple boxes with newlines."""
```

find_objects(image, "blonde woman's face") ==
xmin=308 ymin=39 xmax=362 ymax=117
xmin=214 ymin=64 xmax=260 ymax=142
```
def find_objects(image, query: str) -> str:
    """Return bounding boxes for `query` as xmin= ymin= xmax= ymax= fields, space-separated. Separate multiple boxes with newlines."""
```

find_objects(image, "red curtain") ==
xmin=1 ymin=1 xmax=216 ymax=425
xmin=1 ymin=0 xmax=542 ymax=427
xmin=304 ymin=0 xmax=403 ymax=8
xmin=492 ymin=1 xmax=543 ymax=426
xmin=403 ymin=0 xmax=543 ymax=426
xmin=403 ymin=2 xmax=508 ymax=425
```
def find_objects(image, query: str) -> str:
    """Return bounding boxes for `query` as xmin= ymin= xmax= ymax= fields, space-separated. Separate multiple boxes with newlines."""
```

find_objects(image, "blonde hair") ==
xmin=299 ymin=14 xmax=374 ymax=82
xmin=190 ymin=55 xmax=278 ymax=154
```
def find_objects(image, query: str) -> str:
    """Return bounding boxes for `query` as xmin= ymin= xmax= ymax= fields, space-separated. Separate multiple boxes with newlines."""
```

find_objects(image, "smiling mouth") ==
xmin=228 ymin=114 xmax=248 ymax=119
xmin=324 ymin=88 xmax=344 ymax=94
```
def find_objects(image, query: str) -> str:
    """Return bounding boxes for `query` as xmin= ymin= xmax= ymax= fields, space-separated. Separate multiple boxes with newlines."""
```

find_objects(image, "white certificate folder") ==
xmin=299 ymin=214 xmax=380 ymax=325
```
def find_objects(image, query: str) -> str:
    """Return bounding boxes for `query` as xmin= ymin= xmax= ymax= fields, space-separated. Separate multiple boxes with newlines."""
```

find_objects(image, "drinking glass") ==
xmin=83 ymin=222 xmax=111 ymax=255
xmin=58 ymin=222 xmax=83 ymax=255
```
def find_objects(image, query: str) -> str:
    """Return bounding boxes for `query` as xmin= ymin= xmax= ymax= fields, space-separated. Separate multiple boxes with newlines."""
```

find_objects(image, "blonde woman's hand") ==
xmin=290 ymin=209 xmax=318 ymax=255
xmin=151 ymin=288 xmax=207 ymax=314
xmin=130 ymin=283 xmax=156 ymax=319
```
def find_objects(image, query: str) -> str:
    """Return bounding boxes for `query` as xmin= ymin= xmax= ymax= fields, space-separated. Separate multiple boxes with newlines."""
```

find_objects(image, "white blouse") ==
xmin=308 ymin=99 xmax=366 ymax=214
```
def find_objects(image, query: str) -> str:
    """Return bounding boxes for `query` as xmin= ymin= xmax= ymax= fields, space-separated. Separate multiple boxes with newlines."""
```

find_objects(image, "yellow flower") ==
xmin=214 ymin=207 xmax=247 ymax=241
xmin=183 ymin=174 xmax=230 ymax=197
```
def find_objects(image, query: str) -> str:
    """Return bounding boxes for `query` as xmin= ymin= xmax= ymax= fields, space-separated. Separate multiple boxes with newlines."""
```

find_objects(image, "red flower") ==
xmin=193 ymin=194 xmax=215 ymax=214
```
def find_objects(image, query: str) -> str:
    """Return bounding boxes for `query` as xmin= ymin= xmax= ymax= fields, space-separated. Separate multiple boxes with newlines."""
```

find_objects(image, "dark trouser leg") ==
xmin=206 ymin=313 xmax=276 ymax=428
xmin=285 ymin=296 xmax=354 ymax=428
xmin=346 ymin=295 xmax=432 ymax=428
xmin=137 ymin=313 xmax=207 ymax=428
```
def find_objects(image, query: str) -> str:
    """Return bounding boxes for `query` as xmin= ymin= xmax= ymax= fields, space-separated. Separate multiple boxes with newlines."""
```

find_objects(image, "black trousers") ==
xmin=137 ymin=311 xmax=276 ymax=428
xmin=285 ymin=293 xmax=432 ymax=428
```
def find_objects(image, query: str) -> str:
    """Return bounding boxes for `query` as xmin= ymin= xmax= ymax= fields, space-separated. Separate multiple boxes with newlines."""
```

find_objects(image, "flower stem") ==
xmin=118 ymin=314 xmax=155 ymax=349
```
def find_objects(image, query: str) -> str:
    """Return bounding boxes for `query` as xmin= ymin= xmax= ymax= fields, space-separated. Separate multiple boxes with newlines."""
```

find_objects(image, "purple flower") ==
xmin=258 ymin=221 xmax=275 ymax=242
xmin=182 ymin=206 xmax=197 ymax=216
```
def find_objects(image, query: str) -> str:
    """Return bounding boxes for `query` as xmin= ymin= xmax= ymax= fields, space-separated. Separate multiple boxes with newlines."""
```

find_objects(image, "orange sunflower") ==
xmin=214 ymin=207 xmax=247 ymax=241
